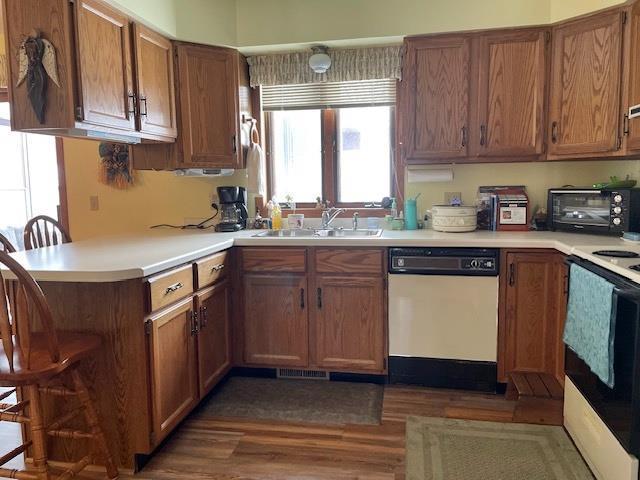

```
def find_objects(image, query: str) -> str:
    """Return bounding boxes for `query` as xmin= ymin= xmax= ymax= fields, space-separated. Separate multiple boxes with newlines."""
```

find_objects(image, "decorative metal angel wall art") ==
xmin=16 ymin=30 xmax=60 ymax=124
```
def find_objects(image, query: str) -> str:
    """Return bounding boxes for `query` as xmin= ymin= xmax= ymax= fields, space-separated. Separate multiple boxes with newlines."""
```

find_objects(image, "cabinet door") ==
xmin=314 ymin=276 xmax=385 ymax=372
xmin=133 ymin=24 xmax=177 ymax=139
xmin=476 ymin=30 xmax=547 ymax=158
xmin=624 ymin=2 xmax=640 ymax=152
xmin=176 ymin=44 xmax=240 ymax=168
xmin=404 ymin=36 xmax=470 ymax=161
xmin=147 ymin=297 xmax=198 ymax=443
xmin=195 ymin=280 xmax=231 ymax=397
xmin=75 ymin=0 xmax=135 ymax=130
xmin=499 ymin=251 xmax=567 ymax=382
xmin=243 ymin=274 xmax=308 ymax=367
xmin=548 ymin=11 xmax=624 ymax=156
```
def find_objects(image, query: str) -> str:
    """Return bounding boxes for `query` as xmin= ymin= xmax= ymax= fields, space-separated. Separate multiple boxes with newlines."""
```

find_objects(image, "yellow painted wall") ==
xmin=63 ymin=139 xmax=247 ymax=240
xmin=176 ymin=0 xmax=237 ymax=47
xmin=405 ymin=160 xmax=640 ymax=219
xmin=234 ymin=0 xmax=549 ymax=49
xmin=550 ymin=0 xmax=626 ymax=22
xmin=105 ymin=0 xmax=177 ymax=37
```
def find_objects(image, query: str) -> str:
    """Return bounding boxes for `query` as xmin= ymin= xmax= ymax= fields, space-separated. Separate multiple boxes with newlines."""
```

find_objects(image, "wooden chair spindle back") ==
xmin=0 ymin=233 xmax=16 ymax=253
xmin=0 ymin=250 xmax=60 ymax=372
xmin=24 ymin=215 xmax=71 ymax=250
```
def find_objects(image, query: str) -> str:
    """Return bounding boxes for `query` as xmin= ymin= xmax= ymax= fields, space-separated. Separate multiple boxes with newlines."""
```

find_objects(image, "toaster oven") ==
xmin=547 ymin=187 xmax=640 ymax=235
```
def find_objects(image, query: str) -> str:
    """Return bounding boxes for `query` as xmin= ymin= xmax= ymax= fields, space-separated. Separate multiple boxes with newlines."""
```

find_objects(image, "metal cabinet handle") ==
xmin=300 ymin=288 xmax=305 ymax=309
xmin=128 ymin=92 xmax=137 ymax=116
xmin=317 ymin=288 xmax=322 ymax=309
xmin=461 ymin=126 xmax=467 ymax=147
xmin=200 ymin=305 xmax=208 ymax=328
xmin=624 ymin=114 xmax=630 ymax=135
xmin=508 ymin=264 xmax=516 ymax=287
xmin=165 ymin=282 xmax=183 ymax=294
xmin=232 ymin=135 xmax=237 ymax=154
xmin=551 ymin=121 xmax=558 ymax=144
xmin=563 ymin=274 xmax=569 ymax=296
xmin=211 ymin=264 xmax=225 ymax=272
xmin=140 ymin=96 xmax=148 ymax=117
xmin=189 ymin=310 xmax=198 ymax=336
xmin=480 ymin=125 xmax=486 ymax=146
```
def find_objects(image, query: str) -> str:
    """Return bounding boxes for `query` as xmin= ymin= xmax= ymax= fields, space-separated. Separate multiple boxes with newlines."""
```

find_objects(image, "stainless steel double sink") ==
xmin=253 ymin=228 xmax=383 ymax=238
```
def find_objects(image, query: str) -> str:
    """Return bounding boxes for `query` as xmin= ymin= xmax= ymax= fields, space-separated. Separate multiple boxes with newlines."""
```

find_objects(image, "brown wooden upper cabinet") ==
xmin=2 ymin=0 xmax=176 ymax=142
xmin=548 ymin=10 xmax=624 ymax=158
xmin=133 ymin=24 xmax=178 ymax=139
xmin=175 ymin=43 xmax=249 ymax=169
xmin=623 ymin=1 xmax=640 ymax=153
xmin=403 ymin=35 xmax=471 ymax=162
xmin=132 ymin=43 xmax=251 ymax=170
xmin=75 ymin=0 xmax=135 ymax=131
xmin=475 ymin=29 xmax=548 ymax=159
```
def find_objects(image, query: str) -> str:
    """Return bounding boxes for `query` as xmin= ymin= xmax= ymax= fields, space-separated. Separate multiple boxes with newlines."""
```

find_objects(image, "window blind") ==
xmin=261 ymin=79 xmax=397 ymax=111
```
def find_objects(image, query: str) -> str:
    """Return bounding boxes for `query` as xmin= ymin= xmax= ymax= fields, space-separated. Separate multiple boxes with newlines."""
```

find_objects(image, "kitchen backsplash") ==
xmin=404 ymin=159 xmax=640 ymax=219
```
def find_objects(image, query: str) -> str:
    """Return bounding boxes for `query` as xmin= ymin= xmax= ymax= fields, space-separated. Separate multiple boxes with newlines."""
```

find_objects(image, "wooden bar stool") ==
xmin=23 ymin=217 xmax=71 ymax=251
xmin=0 ymin=250 xmax=118 ymax=479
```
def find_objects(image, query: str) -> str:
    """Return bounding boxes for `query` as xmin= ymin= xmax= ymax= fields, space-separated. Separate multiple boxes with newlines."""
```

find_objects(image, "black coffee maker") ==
xmin=215 ymin=186 xmax=249 ymax=232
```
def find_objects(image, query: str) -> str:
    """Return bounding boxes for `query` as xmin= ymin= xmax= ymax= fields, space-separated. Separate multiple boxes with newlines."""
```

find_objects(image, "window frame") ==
xmin=264 ymin=106 xmax=398 ymax=216
xmin=0 ymin=101 xmax=69 ymax=234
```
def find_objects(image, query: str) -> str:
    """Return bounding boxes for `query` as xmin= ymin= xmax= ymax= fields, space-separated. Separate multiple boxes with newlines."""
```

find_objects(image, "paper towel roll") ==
xmin=406 ymin=167 xmax=454 ymax=183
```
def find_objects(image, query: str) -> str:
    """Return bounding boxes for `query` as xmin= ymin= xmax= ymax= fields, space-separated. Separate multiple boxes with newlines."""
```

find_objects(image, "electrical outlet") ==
xmin=89 ymin=195 xmax=99 ymax=211
xmin=445 ymin=192 xmax=462 ymax=206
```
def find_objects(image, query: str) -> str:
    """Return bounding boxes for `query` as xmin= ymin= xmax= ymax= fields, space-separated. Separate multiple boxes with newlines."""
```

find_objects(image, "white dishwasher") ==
xmin=388 ymin=247 xmax=499 ymax=391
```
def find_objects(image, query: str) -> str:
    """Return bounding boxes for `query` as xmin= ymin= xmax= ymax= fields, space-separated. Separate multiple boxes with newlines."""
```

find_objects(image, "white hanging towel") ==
xmin=246 ymin=138 xmax=266 ymax=197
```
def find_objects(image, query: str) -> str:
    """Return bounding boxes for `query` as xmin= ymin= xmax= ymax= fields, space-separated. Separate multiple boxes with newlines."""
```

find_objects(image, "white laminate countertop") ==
xmin=2 ymin=228 xmax=640 ymax=283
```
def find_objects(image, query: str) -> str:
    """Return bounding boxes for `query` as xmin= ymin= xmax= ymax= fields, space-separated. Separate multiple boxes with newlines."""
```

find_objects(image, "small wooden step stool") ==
xmin=505 ymin=372 xmax=564 ymax=424
xmin=506 ymin=372 xmax=564 ymax=401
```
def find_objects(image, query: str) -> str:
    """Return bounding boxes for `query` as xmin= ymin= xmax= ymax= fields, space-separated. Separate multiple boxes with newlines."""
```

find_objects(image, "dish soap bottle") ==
xmin=390 ymin=198 xmax=398 ymax=218
xmin=271 ymin=202 xmax=282 ymax=230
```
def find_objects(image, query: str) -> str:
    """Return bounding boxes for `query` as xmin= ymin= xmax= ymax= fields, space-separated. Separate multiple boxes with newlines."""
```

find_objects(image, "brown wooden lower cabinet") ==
xmin=314 ymin=275 xmax=385 ymax=372
xmin=243 ymin=273 xmax=309 ymax=367
xmin=147 ymin=296 xmax=199 ymax=444
xmin=239 ymin=247 xmax=387 ymax=374
xmin=498 ymin=249 xmax=568 ymax=385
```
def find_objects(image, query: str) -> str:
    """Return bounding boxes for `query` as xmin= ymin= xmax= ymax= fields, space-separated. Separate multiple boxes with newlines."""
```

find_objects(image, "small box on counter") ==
xmin=478 ymin=186 xmax=530 ymax=231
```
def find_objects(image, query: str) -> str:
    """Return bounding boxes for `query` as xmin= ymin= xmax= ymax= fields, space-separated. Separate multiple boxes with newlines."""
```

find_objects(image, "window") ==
xmin=266 ymin=105 xmax=394 ymax=208
xmin=0 ymin=103 xmax=64 ymax=250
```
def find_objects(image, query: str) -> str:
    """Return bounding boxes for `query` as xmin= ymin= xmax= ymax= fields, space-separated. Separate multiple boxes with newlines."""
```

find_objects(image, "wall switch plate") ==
xmin=445 ymin=192 xmax=462 ymax=206
xmin=89 ymin=195 xmax=99 ymax=211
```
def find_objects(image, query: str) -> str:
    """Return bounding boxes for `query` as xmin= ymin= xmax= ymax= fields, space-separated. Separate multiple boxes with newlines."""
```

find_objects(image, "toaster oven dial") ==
xmin=613 ymin=217 xmax=622 ymax=226
xmin=614 ymin=194 xmax=623 ymax=204
xmin=613 ymin=206 xmax=622 ymax=214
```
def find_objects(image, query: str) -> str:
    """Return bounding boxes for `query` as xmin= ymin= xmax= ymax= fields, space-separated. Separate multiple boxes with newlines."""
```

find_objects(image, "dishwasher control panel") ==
xmin=389 ymin=247 xmax=499 ymax=276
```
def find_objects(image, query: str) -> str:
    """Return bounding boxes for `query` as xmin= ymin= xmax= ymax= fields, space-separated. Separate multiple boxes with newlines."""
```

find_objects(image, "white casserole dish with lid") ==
xmin=431 ymin=205 xmax=478 ymax=232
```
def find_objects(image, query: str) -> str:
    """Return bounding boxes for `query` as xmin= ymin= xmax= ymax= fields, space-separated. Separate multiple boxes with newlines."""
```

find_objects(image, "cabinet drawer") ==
xmin=315 ymin=249 xmax=384 ymax=275
xmin=195 ymin=251 xmax=228 ymax=289
xmin=147 ymin=264 xmax=194 ymax=312
xmin=242 ymin=248 xmax=307 ymax=273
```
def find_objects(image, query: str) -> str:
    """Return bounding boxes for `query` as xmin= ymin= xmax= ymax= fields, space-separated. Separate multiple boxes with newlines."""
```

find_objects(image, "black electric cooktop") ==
xmin=593 ymin=250 xmax=640 ymax=258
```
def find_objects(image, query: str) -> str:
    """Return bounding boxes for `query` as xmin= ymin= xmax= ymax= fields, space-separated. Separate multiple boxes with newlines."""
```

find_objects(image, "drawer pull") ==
xmin=317 ymin=288 xmax=322 ymax=309
xmin=165 ymin=282 xmax=184 ymax=294
xmin=211 ymin=264 xmax=225 ymax=272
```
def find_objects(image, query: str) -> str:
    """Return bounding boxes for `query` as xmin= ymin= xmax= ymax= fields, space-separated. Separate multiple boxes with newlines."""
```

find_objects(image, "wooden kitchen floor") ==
xmin=0 ymin=384 xmax=563 ymax=480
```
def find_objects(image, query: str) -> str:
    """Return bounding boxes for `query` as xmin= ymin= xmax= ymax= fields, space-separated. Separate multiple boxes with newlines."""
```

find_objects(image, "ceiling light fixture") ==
xmin=309 ymin=46 xmax=331 ymax=74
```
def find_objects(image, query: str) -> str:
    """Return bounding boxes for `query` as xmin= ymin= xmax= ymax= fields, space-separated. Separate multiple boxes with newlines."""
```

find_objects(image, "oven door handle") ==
xmin=565 ymin=255 xmax=640 ymax=302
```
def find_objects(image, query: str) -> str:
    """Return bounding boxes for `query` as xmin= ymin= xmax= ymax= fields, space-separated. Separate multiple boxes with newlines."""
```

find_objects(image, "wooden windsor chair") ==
xmin=0 ymin=250 xmax=118 ymax=479
xmin=0 ymin=234 xmax=16 ymax=254
xmin=23 ymin=217 xmax=71 ymax=251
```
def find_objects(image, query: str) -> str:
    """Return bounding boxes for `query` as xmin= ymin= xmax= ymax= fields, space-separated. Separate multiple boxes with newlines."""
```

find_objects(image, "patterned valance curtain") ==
xmin=247 ymin=45 xmax=403 ymax=87
xmin=0 ymin=54 xmax=7 ymax=90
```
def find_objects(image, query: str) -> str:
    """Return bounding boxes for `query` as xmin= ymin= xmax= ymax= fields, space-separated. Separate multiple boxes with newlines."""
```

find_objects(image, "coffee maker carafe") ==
xmin=215 ymin=186 xmax=249 ymax=232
